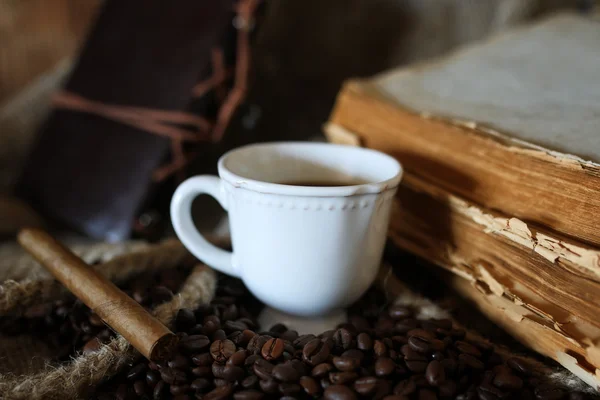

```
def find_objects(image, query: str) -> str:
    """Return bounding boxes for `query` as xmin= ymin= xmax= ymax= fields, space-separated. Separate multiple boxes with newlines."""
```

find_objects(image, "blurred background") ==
xmin=0 ymin=0 xmax=596 ymax=243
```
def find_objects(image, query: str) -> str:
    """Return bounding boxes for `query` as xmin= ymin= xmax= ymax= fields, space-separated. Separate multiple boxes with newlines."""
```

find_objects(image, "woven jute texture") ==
xmin=0 ymin=238 xmax=215 ymax=400
xmin=0 ymin=243 xmax=594 ymax=398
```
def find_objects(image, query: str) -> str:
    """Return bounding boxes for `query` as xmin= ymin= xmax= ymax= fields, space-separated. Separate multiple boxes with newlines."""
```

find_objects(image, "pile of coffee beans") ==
xmin=0 ymin=267 xmax=191 ymax=360
xmin=92 ymin=279 xmax=595 ymax=400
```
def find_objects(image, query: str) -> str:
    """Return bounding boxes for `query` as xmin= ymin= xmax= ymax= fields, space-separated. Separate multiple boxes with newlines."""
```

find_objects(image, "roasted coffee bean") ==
xmin=133 ymin=380 xmax=147 ymax=396
xmin=349 ymin=315 xmax=371 ymax=332
xmin=175 ymin=309 xmax=196 ymax=331
xmin=300 ymin=376 xmax=321 ymax=396
xmin=281 ymin=330 xmax=299 ymax=342
xmin=211 ymin=329 xmax=227 ymax=341
xmin=267 ymin=323 xmax=286 ymax=334
xmin=253 ymin=359 xmax=274 ymax=380
xmin=333 ymin=356 xmax=360 ymax=371
xmin=330 ymin=371 xmax=359 ymax=384
xmin=180 ymin=335 xmax=210 ymax=353
xmin=375 ymin=317 xmax=396 ymax=336
xmin=160 ymin=367 xmax=178 ymax=384
xmin=375 ymin=357 xmax=396 ymax=377
xmin=261 ymin=338 xmax=285 ymax=361
xmin=192 ymin=366 xmax=211 ymax=377
xmin=170 ymin=384 xmax=191 ymax=396
xmin=394 ymin=379 xmax=417 ymax=396
xmin=333 ymin=328 xmax=353 ymax=350
xmin=394 ymin=318 xmax=419 ymax=334
xmin=458 ymin=353 xmax=485 ymax=370
xmin=312 ymin=362 xmax=333 ymax=378
xmin=153 ymin=380 xmax=167 ymax=400
xmin=401 ymin=344 xmax=427 ymax=360
xmin=320 ymin=329 xmax=336 ymax=339
xmin=440 ymin=358 xmax=457 ymax=375
xmin=405 ymin=359 xmax=429 ymax=373
xmin=126 ymin=362 xmax=146 ymax=380
xmin=259 ymin=378 xmax=279 ymax=394
xmin=234 ymin=390 xmax=264 ymax=400
xmin=354 ymin=376 xmax=379 ymax=396
xmin=168 ymin=354 xmax=190 ymax=369
xmin=493 ymin=372 xmax=524 ymax=390
xmin=227 ymin=349 xmax=247 ymax=366
xmin=407 ymin=329 xmax=435 ymax=340
xmin=230 ymin=329 xmax=256 ymax=347
xmin=534 ymin=383 xmax=566 ymax=400
xmin=455 ymin=341 xmax=482 ymax=357
xmin=342 ymin=348 xmax=365 ymax=363
xmin=425 ymin=360 xmax=445 ymax=386
xmin=408 ymin=335 xmax=440 ymax=353
xmin=438 ymin=380 xmax=457 ymax=397
xmin=356 ymin=332 xmax=373 ymax=350
xmin=290 ymin=358 xmax=309 ymax=376
xmin=272 ymin=362 xmax=301 ymax=382
xmin=192 ymin=352 xmax=213 ymax=366
xmin=294 ymin=334 xmax=317 ymax=348
xmin=388 ymin=306 xmax=413 ymax=320
xmin=210 ymin=339 xmax=236 ymax=363
xmin=87 ymin=275 xmax=595 ymax=400
xmin=204 ymin=384 xmax=233 ymax=400
xmin=214 ymin=378 xmax=229 ymax=387
xmin=417 ymin=388 xmax=438 ymax=400
xmin=224 ymin=320 xmax=248 ymax=332
xmin=244 ymin=354 xmax=260 ymax=367
xmin=478 ymin=382 xmax=506 ymax=400
xmin=303 ymin=338 xmax=331 ymax=365
xmin=248 ymin=335 xmax=272 ymax=354
xmin=191 ymin=377 xmax=212 ymax=391
xmin=324 ymin=384 xmax=358 ymax=400
xmin=507 ymin=357 xmax=534 ymax=376
xmin=373 ymin=379 xmax=392 ymax=399
xmin=279 ymin=382 xmax=302 ymax=395
xmin=115 ymin=384 xmax=128 ymax=400
xmin=225 ymin=364 xmax=245 ymax=381
xmin=373 ymin=340 xmax=387 ymax=357
xmin=146 ymin=370 xmax=160 ymax=388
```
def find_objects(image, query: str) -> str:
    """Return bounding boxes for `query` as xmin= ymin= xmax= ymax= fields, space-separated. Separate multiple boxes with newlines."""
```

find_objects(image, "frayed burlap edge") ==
xmin=0 ymin=239 xmax=193 ymax=314
xmin=377 ymin=264 xmax=597 ymax=394
xmin=0 ymin=238 xmax=150 ymax=282
xmin=0 ymin=264 xmax=217 ymax=400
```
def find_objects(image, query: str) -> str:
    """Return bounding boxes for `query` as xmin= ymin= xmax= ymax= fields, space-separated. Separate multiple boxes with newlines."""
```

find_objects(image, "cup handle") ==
xmin=170 ymin=176 xmax=238 ymax=277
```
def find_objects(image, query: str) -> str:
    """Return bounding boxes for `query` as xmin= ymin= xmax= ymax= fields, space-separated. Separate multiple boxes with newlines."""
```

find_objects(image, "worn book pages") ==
xmin=374 ymin=12 xmax=600 ymax=164
xmin=325 ymin=123 xmax=600 ymax=389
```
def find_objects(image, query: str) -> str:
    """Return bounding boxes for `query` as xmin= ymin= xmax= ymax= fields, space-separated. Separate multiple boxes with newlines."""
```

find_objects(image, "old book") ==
xmin=328 ymin=123 xmax=600 ymax=387
xmin=327 ymin=12 xmax=600 ymax=247
xmin=325 ymin=12 xmax=600 ymax=388
xmin=17 ymin=0 xmax=233 ymax=241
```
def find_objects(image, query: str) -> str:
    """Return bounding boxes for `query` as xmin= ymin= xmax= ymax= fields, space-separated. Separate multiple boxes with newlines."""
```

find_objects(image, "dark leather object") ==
xmin=17 ymin=0 xmax=232 ymax=241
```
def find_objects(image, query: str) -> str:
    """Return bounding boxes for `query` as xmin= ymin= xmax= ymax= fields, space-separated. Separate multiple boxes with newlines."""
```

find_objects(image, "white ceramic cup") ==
xmin=170 ymin=142 xmax=402 ymax=321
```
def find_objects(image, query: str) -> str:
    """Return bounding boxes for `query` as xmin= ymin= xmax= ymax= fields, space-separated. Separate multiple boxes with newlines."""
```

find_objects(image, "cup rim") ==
xmin=217 ymin=141 xmax=403 ymax=197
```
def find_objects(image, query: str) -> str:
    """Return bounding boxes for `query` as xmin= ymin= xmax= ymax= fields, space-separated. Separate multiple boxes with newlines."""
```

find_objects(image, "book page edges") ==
xmin=339 ymin=80 xmax=600 ymax=171
xmin=324 ymin=122 xmax=600 ymax=280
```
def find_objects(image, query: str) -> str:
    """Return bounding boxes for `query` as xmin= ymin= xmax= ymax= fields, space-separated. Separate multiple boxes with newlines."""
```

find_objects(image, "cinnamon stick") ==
xmin=17 ymin=228 xmax=177 ymax=361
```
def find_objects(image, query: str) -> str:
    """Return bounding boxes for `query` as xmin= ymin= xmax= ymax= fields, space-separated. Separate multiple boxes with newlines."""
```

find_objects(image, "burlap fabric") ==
xmin=0 ymin=239 xmax=215 ymax=399
xmin=0 ymin=242 xmax=594 ymax=398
